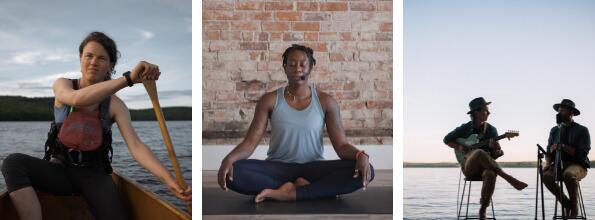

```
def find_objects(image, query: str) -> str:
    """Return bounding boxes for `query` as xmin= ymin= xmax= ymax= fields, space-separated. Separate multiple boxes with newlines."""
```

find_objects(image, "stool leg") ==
xmin=578 ymin=184 xmax=586 ymax=219
xmin=554 ymin=189 xmax=558 ymax=219
xmin=491 ymin=198 xmax=496 ymax=219
xmin=459 ymin=180 xmax=467 ymax=219
xmin=466 ymin=181 xmax=472 ymax=219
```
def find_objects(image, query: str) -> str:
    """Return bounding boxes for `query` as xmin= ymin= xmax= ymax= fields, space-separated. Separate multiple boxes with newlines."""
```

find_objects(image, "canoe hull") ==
xmin=0 ymin=171 xmax=190 ymax=220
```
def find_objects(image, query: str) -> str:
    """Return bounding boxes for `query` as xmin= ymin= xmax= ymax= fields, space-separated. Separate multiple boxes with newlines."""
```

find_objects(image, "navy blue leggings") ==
xmin=226 ymin=159 xmax=374 ymax=200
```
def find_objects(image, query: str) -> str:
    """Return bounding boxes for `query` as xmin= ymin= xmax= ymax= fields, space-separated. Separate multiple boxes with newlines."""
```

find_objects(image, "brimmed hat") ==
xmin=467 ymin=97 xmax=491 ymax=114
xmin=553 ymin=99 xmax=580 ymax=116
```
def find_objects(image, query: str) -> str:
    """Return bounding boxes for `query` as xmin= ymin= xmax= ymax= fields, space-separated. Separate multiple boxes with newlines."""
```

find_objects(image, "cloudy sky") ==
xmin=405 ymin=0 xmax=595 ymax=162
xmin=0 ymin=0 xmax=191 ymax=109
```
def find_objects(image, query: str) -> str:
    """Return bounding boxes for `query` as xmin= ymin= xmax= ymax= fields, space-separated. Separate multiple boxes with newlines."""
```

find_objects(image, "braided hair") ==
xmin=282 ymin=44 xmax=316 ymax=68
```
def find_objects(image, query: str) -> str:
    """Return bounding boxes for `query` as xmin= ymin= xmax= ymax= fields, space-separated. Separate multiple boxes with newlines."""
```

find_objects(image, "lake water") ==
xmin=404 ymin=167 xmax=594 ymax=219
xmin=0 ymin=121 xmax=191 ymax=210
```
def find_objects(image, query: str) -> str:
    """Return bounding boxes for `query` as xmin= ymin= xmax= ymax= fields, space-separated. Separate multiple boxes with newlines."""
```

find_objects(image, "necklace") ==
xmin=285 ymin=86 xmax=311 ymax=102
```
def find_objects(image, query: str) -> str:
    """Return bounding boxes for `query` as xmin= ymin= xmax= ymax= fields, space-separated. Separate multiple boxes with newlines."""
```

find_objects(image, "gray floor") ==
xmin=202 ymin=170 xmax=393 ymax=220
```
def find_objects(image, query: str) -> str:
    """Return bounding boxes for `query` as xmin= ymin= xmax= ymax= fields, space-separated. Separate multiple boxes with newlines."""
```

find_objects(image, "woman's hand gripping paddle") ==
xmin=143 ymin=80 xmax=192 ymax=213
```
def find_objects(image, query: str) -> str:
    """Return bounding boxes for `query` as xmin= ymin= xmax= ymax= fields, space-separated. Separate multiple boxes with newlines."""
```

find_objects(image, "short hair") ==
xmin=282 ymin=44 xmax=316 ymax=68
xmin=78 ymin=31 xmax=120 ymax=80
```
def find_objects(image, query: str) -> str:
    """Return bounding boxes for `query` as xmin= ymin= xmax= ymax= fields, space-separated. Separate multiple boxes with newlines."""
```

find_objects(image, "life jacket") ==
xmin=43 ymin=79 xmax=114 ymax=173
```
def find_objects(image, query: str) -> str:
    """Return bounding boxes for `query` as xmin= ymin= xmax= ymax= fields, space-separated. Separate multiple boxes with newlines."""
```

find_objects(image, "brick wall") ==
xmin=203 ymin=0 xmax=393 ymax=145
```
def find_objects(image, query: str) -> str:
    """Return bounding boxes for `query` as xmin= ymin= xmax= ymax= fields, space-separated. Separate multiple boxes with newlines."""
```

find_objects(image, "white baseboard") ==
xmin=202 ymin=145 xmax=393 ymax=170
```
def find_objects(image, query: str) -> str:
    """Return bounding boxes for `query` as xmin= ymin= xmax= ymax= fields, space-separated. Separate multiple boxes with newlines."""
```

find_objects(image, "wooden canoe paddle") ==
xmin=143 ymin=80 xmax=192 ymax=213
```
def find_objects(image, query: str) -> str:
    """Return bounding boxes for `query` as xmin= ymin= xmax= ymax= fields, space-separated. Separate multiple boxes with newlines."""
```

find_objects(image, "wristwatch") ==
xmin=122 ymin=71 xmax=134 ymax=87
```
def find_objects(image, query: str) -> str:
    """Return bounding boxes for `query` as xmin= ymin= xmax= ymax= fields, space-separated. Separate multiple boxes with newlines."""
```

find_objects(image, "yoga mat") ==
xmin=202 ymin=187 xmax=393 ymax=215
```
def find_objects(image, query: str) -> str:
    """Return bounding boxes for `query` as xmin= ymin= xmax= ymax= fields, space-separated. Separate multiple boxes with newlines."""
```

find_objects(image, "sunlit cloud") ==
xmin=141 ymin=30 xmax=155 ymax=40
xmin=9 ymin=50 xmax=75 ymax=65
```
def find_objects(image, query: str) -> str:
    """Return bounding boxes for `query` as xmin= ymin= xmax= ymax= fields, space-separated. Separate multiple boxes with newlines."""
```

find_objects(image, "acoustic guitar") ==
xmin=454 ymin=131 xmax=519 ymax=167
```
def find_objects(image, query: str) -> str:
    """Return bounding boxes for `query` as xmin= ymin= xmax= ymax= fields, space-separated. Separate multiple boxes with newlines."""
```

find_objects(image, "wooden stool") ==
xmin=553 ymin=181 xmax=587 ymax=220
xmin=457 ymin=172 xmax=496 ymax=220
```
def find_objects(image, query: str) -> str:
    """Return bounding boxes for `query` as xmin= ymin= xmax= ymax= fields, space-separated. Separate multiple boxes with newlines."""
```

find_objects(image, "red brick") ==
xmin=366 ymin=100 xmax=392 ymax=109
xmin=241 ymin=71 xmax=269 ymax=81
xmin=221 ymin=31 xmax=241 ymax=40
xmin=350 ymin=2 xmax=376 ymax=11
xmin=339 ymin=32 xmax=354 ymax=41
xmin=336 ymin=91 xmax=360 ymax=100
xmin=380 ymin=22 xmax=392 ymax=32
xmin=297 ymin=2 xmax=318 ymax=11
xmin=329 ymin=53 xmax=345 ymax=61
xmin=275 ymin=12 xmax=301 ymax=21
xmin=241 ymin=32 xmax=254 ymax=41
xmin=317 ymin=82 xmax=342 ymax=90
xmin=374 ymin=81 xmax=393 ymax=90
xmin=204 ymin=80 xmax=235 ymax=91
xmin=270 ymin=32 xmax=284 ymax=41
xmin=376 ymin=33 xmax=392 ymax=41
xmin=203 ymin=21 xmax=230 ymax=30
xmin=292 ymin=22 xmax=320 ymax=31
xmin=209 ymin=41 xmax=237 ymax=51
xmin=235 ymin=1 xmax=264 ymax=10
xmin=270 ymin=52 xmax=283 ymax=61
xmin=262 ymin=22 xmax=290 ymax=31
xmin=339 ymin=101 xmax=366 ymax=110
xmin=204 ymin=31 xmax=221 ymax=40
xmin=203 ymin=0 xmax=233 ymax=10
xmin=319 ymin=32 xmax=340 ymax=41
xmin=245 ymin=12 xmax=273 ymax=20
xmin=266 ymin=81 xmax=286 ymax=91
xmin=303 ymin=42 xmax=327 ymax=52
xmin=203 ymin=11 xmax=242 ymax=20
xmin=236 ymin=81 xmax=266 ymax=91
xmin=303 ymin=12 xmax=331 ymax=21
xmin=240 ymin=42 xmax=267 ymax=50
xmin=343 ymin=119 xmax=364 ymax=128
xmin=230 ymin=21 xmax=259 ymax=31
xmin=265 ymin=1 xmax=294 ymax=10
xmin=304 ymin=32 xmax=318 ymax=41
xmin=344 ymin=81 xmax=355 ymax=90
xmin=320 ymin=2 xmax=348 ymax=11
xmin=257 ymin=32 xmax=269 ymax=41
xmin=378 ymin=2 xmax=393 ymax=11
xmin=249 ymin=51 xmax=265 ymax=61
xmin=216 ymin=91 xmax=241 ymax=101
xmin=283 ymin=32 xmax=304 ymax=41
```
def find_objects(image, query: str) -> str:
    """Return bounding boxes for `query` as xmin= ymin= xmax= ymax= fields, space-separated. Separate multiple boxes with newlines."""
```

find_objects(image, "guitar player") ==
xmin=443 ymin=97 xmax=528 ymax=219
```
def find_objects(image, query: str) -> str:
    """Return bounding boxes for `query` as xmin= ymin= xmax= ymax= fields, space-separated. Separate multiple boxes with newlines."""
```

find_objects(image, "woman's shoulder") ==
xmin=314 ymin=89 xmax=337 ymax=107
xmin=53 ymin=77 xmax=74 ymax=89
xmin=258 ymin=90 xmax=277 ymax=108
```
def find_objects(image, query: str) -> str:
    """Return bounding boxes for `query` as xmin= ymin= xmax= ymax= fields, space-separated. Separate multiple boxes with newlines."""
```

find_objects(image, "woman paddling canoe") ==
xmin=0 ymin=31 xmax=191 ymax=220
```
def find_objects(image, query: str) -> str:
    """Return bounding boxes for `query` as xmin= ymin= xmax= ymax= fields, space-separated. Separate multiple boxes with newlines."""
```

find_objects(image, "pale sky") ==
xmin=404 ymin=0 xmax=595 ymax=162
xmin=0 ymin=0 xmax=191 ymax=109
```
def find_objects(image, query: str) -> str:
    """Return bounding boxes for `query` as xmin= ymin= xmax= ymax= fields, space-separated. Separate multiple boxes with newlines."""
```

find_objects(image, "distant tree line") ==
xmin=0 ymin=96 xmax=191 ymax=121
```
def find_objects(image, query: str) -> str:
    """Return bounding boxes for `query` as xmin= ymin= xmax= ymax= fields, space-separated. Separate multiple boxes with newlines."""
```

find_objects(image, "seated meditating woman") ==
xmin=217 ymin=44 xmax=374 ymax=203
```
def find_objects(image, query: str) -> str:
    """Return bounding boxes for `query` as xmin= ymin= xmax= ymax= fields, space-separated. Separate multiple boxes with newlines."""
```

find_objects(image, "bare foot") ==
xmin=294 ymin=177 xmax=310 ymax=187
xmin=254 ymin=182 xmax=297 ymax=203
xmin=508 ymin=178 xmax=528 ymax=190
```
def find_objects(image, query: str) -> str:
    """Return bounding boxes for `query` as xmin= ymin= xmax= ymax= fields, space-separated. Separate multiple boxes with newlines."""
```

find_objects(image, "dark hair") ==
xmin=282 ymin=44 xmax=316 ymax=68
xmin=78 ymin=31 xmax=120 ymax=80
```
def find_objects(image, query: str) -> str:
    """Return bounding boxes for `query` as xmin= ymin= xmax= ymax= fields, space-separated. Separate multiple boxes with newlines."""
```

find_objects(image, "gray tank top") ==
xmin=268 ymin=84 xmax=325 ymax=163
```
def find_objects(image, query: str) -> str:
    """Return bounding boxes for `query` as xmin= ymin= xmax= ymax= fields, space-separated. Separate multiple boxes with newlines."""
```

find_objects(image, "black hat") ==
xmin=553 ymin=99 xmax=580 ymax=116
xmin=467 ymin=97 xmax=491 ymax=114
